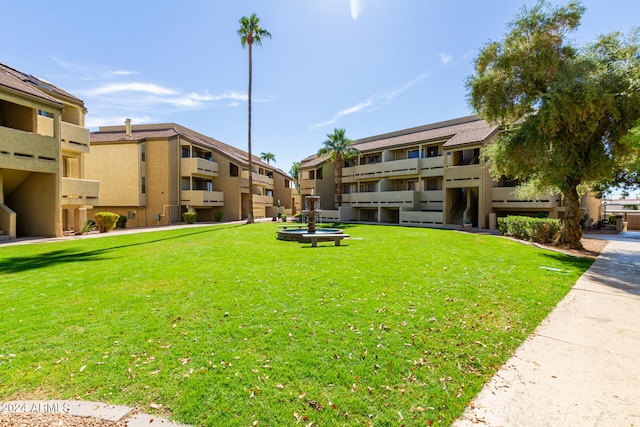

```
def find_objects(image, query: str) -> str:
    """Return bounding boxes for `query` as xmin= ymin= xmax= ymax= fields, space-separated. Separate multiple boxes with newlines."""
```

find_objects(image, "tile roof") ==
xmin=91 ymin=123 xmax=292 ymax=178
xmin=301 ymin=116 xmax=499 ymax=168
xmin=0 ymin=62 xmax=84 ymax=107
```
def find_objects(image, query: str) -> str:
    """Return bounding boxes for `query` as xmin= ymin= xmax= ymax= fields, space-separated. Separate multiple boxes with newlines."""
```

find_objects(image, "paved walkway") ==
xmin=454 ymin=233 xmax=640 ymax=426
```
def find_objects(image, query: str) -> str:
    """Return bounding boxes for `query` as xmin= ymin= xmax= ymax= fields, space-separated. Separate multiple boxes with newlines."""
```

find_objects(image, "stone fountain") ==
xmin=302 ymin=190 xmax=321 ymax=233
xmin=277 ymin=190 xmax=342 ymax=241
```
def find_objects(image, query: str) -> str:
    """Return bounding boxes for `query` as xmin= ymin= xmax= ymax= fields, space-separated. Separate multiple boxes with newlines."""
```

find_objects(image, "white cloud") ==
xmin=439 ymin=53 xmax=454 ymax=64
xmin=86 ymin=82 xmax=179 ymax=96
xmin=350 ymin=0 xmax=363 ymax=20
xmin=311 ymin=72 xmax=430 ymax=130
xmin=104 ymin=70 xmax=138 ymax=77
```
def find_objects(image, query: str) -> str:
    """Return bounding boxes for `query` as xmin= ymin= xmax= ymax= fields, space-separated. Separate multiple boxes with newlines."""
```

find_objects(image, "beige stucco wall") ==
xmin=85 ymin=142 xmax=141 ymax=207
xmin=212 ymin=151 xmax=242 ymax=222
xmin=6 ymin=172 xmax=60 ymax=236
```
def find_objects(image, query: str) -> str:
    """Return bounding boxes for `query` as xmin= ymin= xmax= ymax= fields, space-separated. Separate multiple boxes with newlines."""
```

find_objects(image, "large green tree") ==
xmin=317 ymin=128 xmax=360 ymax=207
xmin=467 ymin=0 xmax=640 ymax=248
xmin=238 ymin=13 xmax=271 ymax=223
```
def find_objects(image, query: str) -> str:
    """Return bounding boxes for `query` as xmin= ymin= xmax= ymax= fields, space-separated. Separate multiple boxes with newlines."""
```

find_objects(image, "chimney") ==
xmin=125 ymin=118 xmax=132 ymax=139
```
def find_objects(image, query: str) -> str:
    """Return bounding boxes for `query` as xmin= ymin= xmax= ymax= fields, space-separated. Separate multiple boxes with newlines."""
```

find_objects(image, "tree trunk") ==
xmin=335 ymin=154 xmax=343 ymax=207
xmin=554 ymin=184 xmax=583 ymax=249
xmin=246 ymin=42 xmax=254 ymax=224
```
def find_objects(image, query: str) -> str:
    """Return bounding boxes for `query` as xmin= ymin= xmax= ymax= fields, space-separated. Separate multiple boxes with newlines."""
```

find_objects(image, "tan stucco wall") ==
xmin=6 ymin=172 xmax=60 ymax=236
xmin=85 ymin=142 xmax=141 ymax=206
xmin=212 ymin=151 xmax=242 ymax=221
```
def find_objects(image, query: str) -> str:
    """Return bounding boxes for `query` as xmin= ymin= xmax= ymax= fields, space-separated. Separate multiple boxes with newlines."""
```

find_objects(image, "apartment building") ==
xmin=0 ymin=62 xmax=98 ymax=239
xmin=85 ymin=122 xmax=296 ymax=226
xmin=300 ymin=116 xmax=600 ymax=229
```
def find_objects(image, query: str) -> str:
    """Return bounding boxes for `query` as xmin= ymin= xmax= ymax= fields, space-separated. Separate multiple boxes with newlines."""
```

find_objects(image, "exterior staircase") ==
xmin=450 ymin=204 xmax=466 ymax=225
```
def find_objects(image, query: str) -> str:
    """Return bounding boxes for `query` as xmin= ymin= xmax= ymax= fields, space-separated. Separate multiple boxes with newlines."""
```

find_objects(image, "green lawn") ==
xmin=0 ymin=223 xmax=591 ymax=426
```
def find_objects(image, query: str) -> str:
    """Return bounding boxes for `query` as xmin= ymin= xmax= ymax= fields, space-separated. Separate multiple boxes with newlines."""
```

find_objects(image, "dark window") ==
xmin=140 ymin=144 xmax=146 ymax=162
xmin=316 ymin=167 xmax=323 ymax=180
xmin=426 ymin=146 xmax=438 ymax=157
xmin=407 ymin=149 xmax=420 ymax=159
xmin=230 ymin=163 xmax=239 ymax=177
xmin=141 ymin=177 xmax=146 ymax=194
xmin=309 ymin=170 xmax=315 ymax=180
xmin=285 ymin=179 xmax=290 ymax=188
xmin=181 ymin=147 xmax=190 ymax=158
xmin=181 ymin=177 xmax=191 ymax=190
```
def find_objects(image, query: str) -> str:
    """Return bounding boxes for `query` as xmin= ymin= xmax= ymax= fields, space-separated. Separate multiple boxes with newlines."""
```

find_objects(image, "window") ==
xmin=407 ymin=149 xmax=420 ymax=159
xmin=408 ymin=181 xmax=417 ymax=191
xmin=285 ymin=179 xmax=291 ymax=188
xmin=265 ymin=189 xmax=273 ymax=197
xmin=181 ymin=147 xmax=190 ymax=158
xmin=344 ymin=159 xmax=356 ymax=167
xmin=140 ymin=144 xmax=146 ymax=162
xmin=37 ymin=110 xmax=53 ymax=118
xmin=360 ymin=182 xmax=377 ymax=192
xmin=367 ymin=155 xmax=381 ymax=164
xmin=316 ymin=167 xmax=323 ymax=180
xmin=426 ymin=146 xmax=438 ymax=158
xmin=309 ymin=170 xmax=315 ymax=180
xmin=181 ymin=177 xmax=191 ymax=190
xmin=141 ymin=177 xmax=146 ymax=194
xmin=426 ymin=178 xmax=440 ymax=191
xmin=230 ymin=163 xmax=239 ymax=177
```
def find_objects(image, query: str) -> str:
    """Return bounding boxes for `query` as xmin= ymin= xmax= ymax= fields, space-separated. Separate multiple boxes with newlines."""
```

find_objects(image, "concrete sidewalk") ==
xmin=454 ymin=237 xmax=640 ymax=426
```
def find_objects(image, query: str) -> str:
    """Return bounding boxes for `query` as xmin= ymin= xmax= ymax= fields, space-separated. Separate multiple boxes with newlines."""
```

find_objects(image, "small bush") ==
xmin=281 ymin=214 xmax=287 ymax=222
xmin=214 ymin=211 xmax=223 ymax=222
xmin=80 ymin=220 xmax=97 ymax=234
xmin=608 ymin=214 xmax=617 ymax=225
xmin=94 ymin=212 xmax=119 ymax=233
xmin=183 ymin=211 xmax=197 ymax=224
xmin=497 ymin=215 xmax=561 ymax=244
xmin=117 ymin=215 xmax=128 ymax=229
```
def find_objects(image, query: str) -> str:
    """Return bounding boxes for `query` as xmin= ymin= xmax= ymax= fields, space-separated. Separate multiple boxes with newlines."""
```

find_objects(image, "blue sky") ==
xmin=2 ymin=0 xmax=638 ymax=175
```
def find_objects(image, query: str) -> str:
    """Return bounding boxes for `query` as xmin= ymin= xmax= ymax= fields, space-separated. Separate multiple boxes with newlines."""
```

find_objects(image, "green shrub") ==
xmin=116 ymin=215 xmax=128 ymax=229
xmin=94 ymin=212 xmax=119 ymax=233
xmin=281 ymin=214 xmax=287 ymax=222
xmin=497 ymin=215 xmax=561 ymax=244
xmin=214 ymin=211 xmax=223 ymax=222
xmin=183 ymin=211 xmax=197 ymax=224
xmin=608 ymin=214 xmax=617 ymax=225
xmin=80 ymin=220 xmax=97 ymax=234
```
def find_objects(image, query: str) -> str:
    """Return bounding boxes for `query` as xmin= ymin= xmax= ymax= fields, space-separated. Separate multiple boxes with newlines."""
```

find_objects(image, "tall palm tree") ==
xmin=317 ymin=128 xmax=359 ymax=207
xmin=238 ymin=13 xmax=271 ymax=223
xmin=260 ymin=152 xmax=276 ymax=164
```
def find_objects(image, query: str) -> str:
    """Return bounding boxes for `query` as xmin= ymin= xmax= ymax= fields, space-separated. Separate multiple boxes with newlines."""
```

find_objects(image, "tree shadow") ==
xmin=0 ymin=225 xmax=240 ymax=274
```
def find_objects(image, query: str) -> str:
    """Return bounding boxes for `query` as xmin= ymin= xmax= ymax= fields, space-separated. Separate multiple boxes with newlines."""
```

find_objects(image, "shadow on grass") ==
xmin=0 ymin=225 xmax=239 ymax=274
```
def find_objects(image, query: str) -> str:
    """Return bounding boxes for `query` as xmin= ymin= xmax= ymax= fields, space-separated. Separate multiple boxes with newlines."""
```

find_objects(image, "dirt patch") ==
xmin=544 ymin=237 xmax=610 ymax=260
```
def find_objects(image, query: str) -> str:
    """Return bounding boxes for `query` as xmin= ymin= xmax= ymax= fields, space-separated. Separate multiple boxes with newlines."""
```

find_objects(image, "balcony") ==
xmin=444 ymin=164 xmax=481 ymax=183
xmin=419 ymin=156 xmax=445 ymax=177
xmin=181 ymin=157 xmax=218 ymax=177
xmin=61 ymin=122 xmax=90 ymax=154
xmin=350 ymin=190 xmax=420 ymax=208
xmin=0 ymin=126 xmax=59 ymax=173
xmin=343 ymin=158 xmax=419 ymax=182
xmin=61 ymin=177 xmax=100 ymax=206
xmin=491 ymin=187 xmax=560 ymax=209
xmin=400 ymin=210 xmax=444 ymax=225
xmin=419 ymin=190 xmax=444 ymax=210
xmin=181 ymin=190 xmax=224 ymax=207
xmin=252 ymin=194 xmax=274 ymax=207
xmin=252 ymin=172 xmax=274 ymax=188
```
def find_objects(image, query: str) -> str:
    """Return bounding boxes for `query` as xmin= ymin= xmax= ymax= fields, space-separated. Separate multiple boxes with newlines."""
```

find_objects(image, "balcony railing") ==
xmin=252 ymin=172 xmax=274 ymax=188
xmin=0 ymin=126 xmax=59 ymax=173
xmin=400 ymin=210 xmax=444 ymax=225
xmin=61 ymin=122 xmax=90 ymax=154
xmin=253 ymin=194 xmax=274 ymax=207
xmin=491 ymin=187 xmax=559 ymax=209
xmin=444 ymin=164 xmax=481 ymax=182
xmin=350 ymin=190 xmax=420 ymax=208
xmin=61 ymin=177 xmax=100 ymax=206
xmin=343 ymin=158 xmax=420 ymax=182
xmin=181 ymin=190 xmax=224 ymax=207
xmin=181 ymin=157 xmax=218 ymax=177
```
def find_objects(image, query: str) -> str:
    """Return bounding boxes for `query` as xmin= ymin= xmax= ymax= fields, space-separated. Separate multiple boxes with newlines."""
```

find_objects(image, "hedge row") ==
xmin=497 ymin=216 xmax=562 ymax=244
xmin=94 ymin=212 xmax=120 ymax=233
